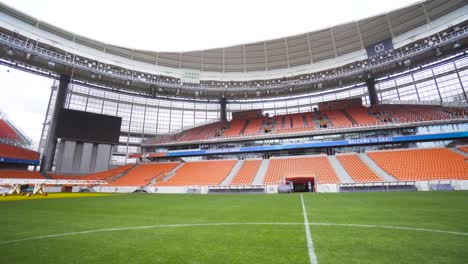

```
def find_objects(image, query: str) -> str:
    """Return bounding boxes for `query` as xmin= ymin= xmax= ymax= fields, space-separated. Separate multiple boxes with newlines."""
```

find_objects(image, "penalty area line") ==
xmin=300 ymin=193 xmax=318 ymax=264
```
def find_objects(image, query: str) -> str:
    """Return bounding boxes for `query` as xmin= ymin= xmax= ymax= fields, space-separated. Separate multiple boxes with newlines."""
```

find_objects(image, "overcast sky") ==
xmin=0 ymin=0 xmax=420 ymax=149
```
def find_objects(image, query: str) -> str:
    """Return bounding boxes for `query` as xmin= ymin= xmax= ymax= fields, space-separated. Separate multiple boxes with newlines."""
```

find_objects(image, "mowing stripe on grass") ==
xmin=300 ymin=194 xmax=318 ymax=264
xmin=1 ymin=222 xmax=467 ymax=246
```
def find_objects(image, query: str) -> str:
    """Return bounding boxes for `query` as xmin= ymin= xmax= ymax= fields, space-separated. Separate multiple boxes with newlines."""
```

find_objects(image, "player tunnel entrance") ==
xmin=285 ymin=176 xmax=315 ymax=192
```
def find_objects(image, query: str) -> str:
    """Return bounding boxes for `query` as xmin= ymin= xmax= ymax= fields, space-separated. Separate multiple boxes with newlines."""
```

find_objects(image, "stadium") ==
xmin=0 ymin=0 xmax=468 ymax=263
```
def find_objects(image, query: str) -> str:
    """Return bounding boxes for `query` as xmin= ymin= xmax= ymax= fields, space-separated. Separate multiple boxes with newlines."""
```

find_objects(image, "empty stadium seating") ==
xmin=0 ymin=170 xmax=44 ymax=179
xmin=230 ymin=160 xmax=261 ymax=185
xmin=0 ymin=143 xmax=39 ymax=161
xmin=223 ymin=119 xmax=246 ymax=137
xmin=147 ymin=104 xmax=465 ymax=145
xmin=345 ymin=106 xmax=381 ymax=126
xmin=263 ymin=156 xmax=340 ymax=184
xmin=336 ymin=153 xmax=382 ymax=182
xmin=367 ymin=148 xmax=468 ymax=181
xmin=243 ymin=117 xmax=265 ymax=135
xmin=108 ymin=162 xmax=179 ymax=186
xmin=51 ymin=164 xmax=136 ymax=181
xmin=0 ymin=119 xmax=20 ymax=141
xmin=156 ymin=160 xmax=237 ymax=186
xmin=323 ymin=110 xmax=353 ymax=128
xmin=456 ymin=145 xmax=468 ymax=153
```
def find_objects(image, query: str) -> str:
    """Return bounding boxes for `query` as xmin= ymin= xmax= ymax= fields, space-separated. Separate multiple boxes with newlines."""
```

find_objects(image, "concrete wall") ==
xmin=55 ymin=140 xmax=112 ymax=175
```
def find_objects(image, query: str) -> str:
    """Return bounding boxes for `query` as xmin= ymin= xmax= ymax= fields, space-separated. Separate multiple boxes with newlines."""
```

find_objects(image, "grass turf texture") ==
xmin=0 ymin=192 xmax=467 ymax=263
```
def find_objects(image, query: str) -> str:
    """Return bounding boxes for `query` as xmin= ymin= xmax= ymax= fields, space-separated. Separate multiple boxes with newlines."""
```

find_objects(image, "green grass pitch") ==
xmin=1 ymin=192 xmax=467 ymax=263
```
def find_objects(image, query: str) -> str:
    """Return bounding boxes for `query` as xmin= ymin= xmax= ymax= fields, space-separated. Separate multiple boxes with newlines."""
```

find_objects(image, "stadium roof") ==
xmin=0 ymin=0 xmax=467 ymax=99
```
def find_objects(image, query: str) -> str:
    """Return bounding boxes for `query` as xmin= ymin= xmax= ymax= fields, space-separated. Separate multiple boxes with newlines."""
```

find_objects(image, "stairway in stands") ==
xmin=106 ymin=164 xmax=139 ymax=182
xmin=161 ymin=162 xmax=186 ymax=182
xmin=251 ymin=159 xmax=270 ymax=185
xmin=357 ymin=153 xmax=396 ymax=181
xmin=220 ymin=160 xmax=245 ymax=186
xmin=328 ymin=156 xmax=354 ymax=183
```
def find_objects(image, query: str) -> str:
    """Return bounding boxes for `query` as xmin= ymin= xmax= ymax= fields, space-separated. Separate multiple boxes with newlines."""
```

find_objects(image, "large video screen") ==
xmin=56 ymin=108 xmax=122 ymax=144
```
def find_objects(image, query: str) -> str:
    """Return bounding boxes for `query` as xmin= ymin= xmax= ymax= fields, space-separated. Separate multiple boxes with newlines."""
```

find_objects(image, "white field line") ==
xmin=0 ymin=222 xmax=467 ymax=246
xmin=0 ymin=222 xmax=300 ymax=245
xmin=300 ymin=194 xmax=318 ymax=264
xmin=310 ymin=222 xmax=468 ymax=236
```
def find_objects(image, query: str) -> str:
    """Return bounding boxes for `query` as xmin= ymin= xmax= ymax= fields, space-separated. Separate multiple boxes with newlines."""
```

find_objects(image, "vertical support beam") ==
xmin=453 ymin=61 xmax=468 ymax=102
xmin=220 ymin=97 xmax=227 ymax=122
xmin=431 ymin=68 xmax=443 ymax=101
xmin=40 ymin=74 xmax=70 ymax=173
xmin=365 ymin=77 xmax=379 ymax=106
xmin=409 ymin=73 xmax=421 ymax=101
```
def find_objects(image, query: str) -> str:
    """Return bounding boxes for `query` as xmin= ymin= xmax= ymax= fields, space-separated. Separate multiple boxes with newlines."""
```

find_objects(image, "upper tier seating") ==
xmin=0 ymin=170 xmax=44 ymax=179
xmin=155 ymin=160 xmax=237 ymax=186
xmin=149 ymin=121 xmax=226 ymax=144
xmin=367 ymin=148 xmax=468 ymax=181
xmin=230 ymin=159 xmax=261 ymax=185
xmin=336 ymin=153 xmax=382 ymax=182
xmin=345 ymin=106 xmax=381 ymax=126
xmin=223 ymin=119 xmax=247 ymax=137
xmin=243 ymin=117 xmax=265 ymax=135
xmin=108 ymin=162 xmax=179 ymax=186
xmin=0 ymin=119 xmax=20 ymax=141
xmin=0 ymin=143 xmax=39 ymax=161
xmin=323 ymin=110 xmax=353 ymax=128
xmin=263 ymin=156 xmax=340 ymax=184
xmin=51 ymin=164 xmax=135 ymax=181
xmin=370 ymin=105 xmax=453 ymax=123
xmin=148 ymin=104 xmax=464 ymax=145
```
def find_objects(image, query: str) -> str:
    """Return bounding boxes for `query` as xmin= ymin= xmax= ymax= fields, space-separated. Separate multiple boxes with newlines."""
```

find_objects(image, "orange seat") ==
xmin=108 ymin=163 xmax=179 ymax=186
xmin=155 ymin=160 xmax=237 ymax=186
xmin=51 ymin=164 xmax=135 ymax=181
xmin=367 ymin=148 xmax=468 ymax=181
xmin=230 ymin=160 xmax=261 ymax=185
xmin=0 ymin=170 xmax=44 ymax=179
xmin=336 ymin=154 xmax=382 ymax=182
xmin=0 ymin=143 xmax=39 ymax=161
xmin=263 ymin=156 xmax=340 ymax=184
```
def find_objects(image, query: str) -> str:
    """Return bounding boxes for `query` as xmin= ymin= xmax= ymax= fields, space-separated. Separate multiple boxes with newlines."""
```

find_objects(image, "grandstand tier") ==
xmin=51 ymin=164 xmax=136 ymax=181
xmin=336 ymin=154 xmax=382 ymax=182
xmin=229 ymin=160 xmax=262 ymax=186
xmin=0 ymin=143 xmax=39 ymax=161
xmin=263 ymin=156 xmax=340 ymax=185
xmin=147 ymin=105 xmax=467 ymax=145
xmin=155 ymin=160 xmax=237 ymax=186
xmin=367 ymin=148 xmax=468 ymax=181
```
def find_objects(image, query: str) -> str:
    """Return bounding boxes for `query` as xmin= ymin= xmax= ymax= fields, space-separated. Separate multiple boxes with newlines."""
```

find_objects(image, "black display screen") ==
xmin=56 ymin=108 xmax=121 ymax=144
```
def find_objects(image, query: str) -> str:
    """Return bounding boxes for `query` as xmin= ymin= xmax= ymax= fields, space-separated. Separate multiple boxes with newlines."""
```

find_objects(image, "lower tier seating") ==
xmin=0 ymin=170 xmax=44 ymax=179
xmin=456 ymin=145 xmax=468 ymax=153
xmin=336 ymin=153 xmax=382 ymax=182
xmin=367 ymin=148 xmax=468 ymax=181
xmin=51 ymin=164 xmax=135 ymax=180
xmin=263 ymin=156 xmax=340 ymax=184
xmin=108 ymin=163 xmax=179 ymax=186
xmin=155 ymin=160 xmax=237 ymax=186
xmin=230 ymin=160 xmax=261 ymax=185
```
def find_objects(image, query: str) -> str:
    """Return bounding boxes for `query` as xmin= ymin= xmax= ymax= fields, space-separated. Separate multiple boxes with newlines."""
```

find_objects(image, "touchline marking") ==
xmin=1 ymin=222 xmax=466 ymax=246
xmin=300 ymin=194 xmax=318 ymax=264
